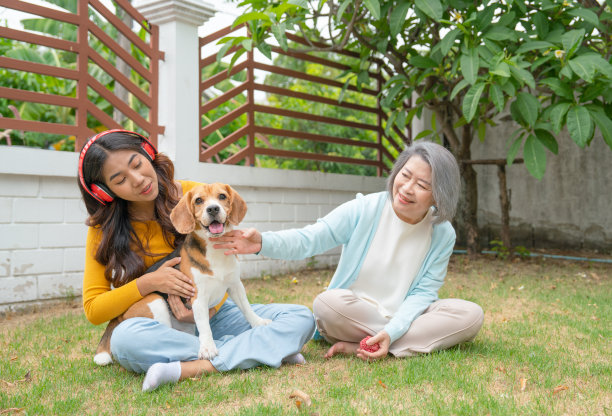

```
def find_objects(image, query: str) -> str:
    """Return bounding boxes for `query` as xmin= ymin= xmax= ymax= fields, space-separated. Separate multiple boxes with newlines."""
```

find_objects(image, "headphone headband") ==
xmin=78 ymin=129 xmax=157 ymax=205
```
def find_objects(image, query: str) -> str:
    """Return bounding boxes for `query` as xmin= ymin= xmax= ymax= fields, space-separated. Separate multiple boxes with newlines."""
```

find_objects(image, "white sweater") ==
xmin=350 ymin=201 xmax=433 ymax=318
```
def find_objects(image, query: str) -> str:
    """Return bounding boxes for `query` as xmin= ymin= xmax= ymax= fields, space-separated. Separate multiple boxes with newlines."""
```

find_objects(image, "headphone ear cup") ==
xmin=141 ymin=142 xmax=156 ymax=162
xmin=90 ymin=183 xmax=115 ymax=203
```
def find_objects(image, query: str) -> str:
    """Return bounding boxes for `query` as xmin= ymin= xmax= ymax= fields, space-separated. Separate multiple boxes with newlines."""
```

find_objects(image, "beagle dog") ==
xmin=93 ymin=183 xmax=270 ymax=366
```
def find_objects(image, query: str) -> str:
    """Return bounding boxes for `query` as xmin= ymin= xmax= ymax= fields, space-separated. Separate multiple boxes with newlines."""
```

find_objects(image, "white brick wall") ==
xmin=0 ymin=146 xmax=386 ymax=312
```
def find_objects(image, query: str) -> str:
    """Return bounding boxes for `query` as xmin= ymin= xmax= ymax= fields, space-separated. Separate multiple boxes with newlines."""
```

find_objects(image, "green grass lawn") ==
xmin=1 ymin=255 xmax=610 ymax=415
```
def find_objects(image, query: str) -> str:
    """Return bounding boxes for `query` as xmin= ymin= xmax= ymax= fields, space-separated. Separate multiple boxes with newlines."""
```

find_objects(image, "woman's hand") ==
xmin=356 ymin=330 xmax=391 ymax=361
xmin=136 ymin=257 xmax=196 ymax=299
xmin=167 ymin=294 xmax=195 ymax=323
xmin=210 ymin=228 xmax=262 ymax=255
xmin=168 ymin=295 xmax=218 ymax=322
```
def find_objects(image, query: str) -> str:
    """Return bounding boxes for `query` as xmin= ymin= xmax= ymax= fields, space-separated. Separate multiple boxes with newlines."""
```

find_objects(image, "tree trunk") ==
xmin=497 ymin=164 xmax=512 ymax=250
xmin=456 ymin=125 xmax=480 ymax=255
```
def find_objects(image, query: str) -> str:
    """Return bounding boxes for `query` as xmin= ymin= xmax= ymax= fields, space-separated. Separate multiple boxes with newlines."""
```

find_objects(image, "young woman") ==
xmin=213 ymin=141 xmax=484 ymax=360
xmin=78 ymin=129 xmax=315 ymax=391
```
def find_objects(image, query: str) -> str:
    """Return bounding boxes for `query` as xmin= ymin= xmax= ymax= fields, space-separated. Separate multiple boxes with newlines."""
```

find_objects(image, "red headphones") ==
xmin=78 ymin=129 xmax=157 ymax=205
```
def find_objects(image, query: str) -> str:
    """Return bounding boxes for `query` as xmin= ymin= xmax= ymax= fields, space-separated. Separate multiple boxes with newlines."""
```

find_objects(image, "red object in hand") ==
xmin=359 ymin=336 xmax=380 ymax=353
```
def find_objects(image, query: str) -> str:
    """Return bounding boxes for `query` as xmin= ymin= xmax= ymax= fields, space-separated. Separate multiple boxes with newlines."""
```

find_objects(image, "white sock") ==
xmin=282 ymin=353 xmax=306 ymax=365
xmin=142 ymin=361 xmax=181 ymax=392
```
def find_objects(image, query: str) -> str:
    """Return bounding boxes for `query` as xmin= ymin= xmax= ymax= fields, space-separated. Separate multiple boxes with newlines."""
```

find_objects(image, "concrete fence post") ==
xmin=134 ymin=0 xmax=216 ymax=179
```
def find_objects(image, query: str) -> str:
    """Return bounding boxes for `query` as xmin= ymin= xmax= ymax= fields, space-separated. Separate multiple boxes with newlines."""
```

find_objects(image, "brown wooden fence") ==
xmin=0 ymin=0 xmax=162 ymax=150
xmin=199 ymin=25 xmax=410 ymax=176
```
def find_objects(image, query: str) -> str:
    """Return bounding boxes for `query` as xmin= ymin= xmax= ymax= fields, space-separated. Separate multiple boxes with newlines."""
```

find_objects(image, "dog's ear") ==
xmin=170 ymin=190 xmax=196 ymax=234
xmin=226 ymin=184 xmax=247 ymax=225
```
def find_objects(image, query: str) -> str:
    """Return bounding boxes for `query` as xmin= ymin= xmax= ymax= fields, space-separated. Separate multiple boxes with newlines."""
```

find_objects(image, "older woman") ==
xmin=213 ymin=141 xmax=484 ymax=360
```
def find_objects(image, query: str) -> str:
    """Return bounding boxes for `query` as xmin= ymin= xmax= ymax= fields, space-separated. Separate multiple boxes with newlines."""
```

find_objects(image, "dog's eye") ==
xmin=218 ymin=194 xmax=226 ymax=200
xmin=194 ymin=197 xmax=203 ymax=205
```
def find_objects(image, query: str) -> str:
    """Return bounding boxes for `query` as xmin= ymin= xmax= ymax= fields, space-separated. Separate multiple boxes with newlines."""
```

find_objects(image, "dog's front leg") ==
xmin=191 ymin=295 xmax=218 ymax=360
xmin=227 ymin=278 xmax=272 ymax=328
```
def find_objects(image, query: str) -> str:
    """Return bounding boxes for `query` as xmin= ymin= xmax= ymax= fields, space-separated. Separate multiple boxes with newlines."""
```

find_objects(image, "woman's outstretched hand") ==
xmin=356 ymin=330 xmax=391 ymax=361
xmin=210 ymin=228 xmax=262 ymax=255
xmin=137 ymin=257 xmax=196 ymax=299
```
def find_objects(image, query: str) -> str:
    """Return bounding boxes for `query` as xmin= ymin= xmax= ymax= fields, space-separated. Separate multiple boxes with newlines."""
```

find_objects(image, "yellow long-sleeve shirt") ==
xmin=82 ymin=180 xmax=201 ymax=325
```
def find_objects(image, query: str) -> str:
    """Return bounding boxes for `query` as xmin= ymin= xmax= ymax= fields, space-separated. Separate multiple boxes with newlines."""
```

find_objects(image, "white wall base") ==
xmin=0 ymin=146 xmax=385 ymax=312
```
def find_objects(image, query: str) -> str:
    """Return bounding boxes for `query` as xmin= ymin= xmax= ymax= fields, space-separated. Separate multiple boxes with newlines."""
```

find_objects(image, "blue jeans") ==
xmin=110 ymin=300 xmax=315 ymax=373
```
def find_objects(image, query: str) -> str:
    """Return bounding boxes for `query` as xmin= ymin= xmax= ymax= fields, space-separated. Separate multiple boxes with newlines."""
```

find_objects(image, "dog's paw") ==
xmin=198 ymin=342 xmax=218 ymax=360
xmin=93 ymin=352 xmax=113 ymax=366
xmin=252 ymin=318 xmax=272 ymax=327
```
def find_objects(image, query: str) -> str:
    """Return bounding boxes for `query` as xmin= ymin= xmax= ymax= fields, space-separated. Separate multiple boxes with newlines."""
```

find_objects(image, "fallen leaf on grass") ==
xmin=0 ymin=372 xmax=32 ymax=388
xmin=552 ymin=385 xmax=569 ymax=395
xmin=289 ymin=389 xmax=312 ymax=409
xmin=519 ymin=378 xmax=528 ymax=392
xmin=10 ymin=357 xmax=17 ymax=362
xmin=0 ymin=408 xmax=25 ymax=415
xmin=590 ymin=272 xmax=600 ymax=281
xmin=378 ymin=380 xmax=387 ymax=389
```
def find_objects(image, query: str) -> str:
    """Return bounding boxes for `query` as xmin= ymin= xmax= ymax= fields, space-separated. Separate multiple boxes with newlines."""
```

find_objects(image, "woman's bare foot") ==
xmin=324 ymin=341 xmax=359 ymax=359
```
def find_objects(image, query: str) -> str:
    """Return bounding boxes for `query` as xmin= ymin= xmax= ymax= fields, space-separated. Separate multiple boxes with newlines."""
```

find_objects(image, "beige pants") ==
xmin=313 ymin=289 xmax=484 ymax=357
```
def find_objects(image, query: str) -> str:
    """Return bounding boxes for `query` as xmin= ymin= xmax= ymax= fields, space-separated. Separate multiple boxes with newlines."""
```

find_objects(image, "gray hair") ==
xmin=386 ymin=141 xmax=461 ymax=224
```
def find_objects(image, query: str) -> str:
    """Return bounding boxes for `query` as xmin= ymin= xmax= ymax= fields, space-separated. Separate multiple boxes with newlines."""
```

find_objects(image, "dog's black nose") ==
xmin=207 ymin=205 xmax=220 ymax=215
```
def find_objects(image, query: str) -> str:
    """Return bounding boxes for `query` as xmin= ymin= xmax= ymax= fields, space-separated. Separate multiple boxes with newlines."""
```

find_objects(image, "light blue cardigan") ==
xmin=259 ymin=191 xmax=456 ymax=343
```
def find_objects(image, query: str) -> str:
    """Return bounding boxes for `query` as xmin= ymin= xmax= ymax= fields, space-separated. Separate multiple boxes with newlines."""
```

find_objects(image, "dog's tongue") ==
xmin=209 ymin=222 xmax=224 ymax=234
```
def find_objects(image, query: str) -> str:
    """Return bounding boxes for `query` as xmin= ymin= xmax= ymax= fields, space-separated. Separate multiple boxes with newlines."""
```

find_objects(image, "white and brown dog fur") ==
xmin=94 ymin=183 xmax=270 ymax=365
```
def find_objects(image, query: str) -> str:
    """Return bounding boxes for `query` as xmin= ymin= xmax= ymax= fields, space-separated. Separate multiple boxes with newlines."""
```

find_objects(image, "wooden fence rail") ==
xmin=0 ymin=0 xmax=162 ymax=150
xmin=199 ymin=24 xmax=410 ymax=176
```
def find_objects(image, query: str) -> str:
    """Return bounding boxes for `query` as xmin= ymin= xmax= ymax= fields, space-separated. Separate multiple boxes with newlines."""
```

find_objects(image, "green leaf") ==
xmin=524 ymin=134 xmax=547 ymax=179
xmin=390 ymin=2 xmax=410 ymax=36
xmin=478 ymin=122 xmax=487 ymax=142
xmin=566 ymin=8 xmax=600 ymax=27
xmin=410 ymin=55 xmax=438 ymax=69
xmin=450 ymin=79 xmax=469 ymax=101
xmin=587 ymin=105 xmax=612 ymax=150
xmin=515 ymin=92 xmax=540 ymax=127
xmin=271 ymin=23 xmax=288 ymax=51
xmin=515 ymin=41 xmax=554 ymax=54
xmin=462 ymin=82 xmax=486 ymax=122
xmin=395 ymin=110 xmax=407 ymax=130
xmin=414 ymin=129 xmax=434 ymax=140
xmin=385 ymin=111 xmax=398 ymax=136
xmin=241 ymin=38 xmax=253 ymax=52
xmin=233 ymin=12 xmax=271 ymax=27
xmin=216 ymin=41 xmax=234 ymax=63
xmin=489 ymin=83 xmax=505 ymax=112
xmin=569 ymin=55 xmax=596 ymax=82
xmin=336 ymin=0 xmax=351 ymax=19
xmin=509 ymin=65 xmax=535 ymax=89
xmin=382 ymin=83 xmax=404 ymax=107
xmin=415 ymin=0 xmax=443 ymax=20
xmin=363 ymin=0 xmax=381 ymax=19
xmin=533 ymin=11 xmax=549 ymax=39
xmin=460 ymin=48 xmax=479 ymax=85
xmin=548 ymin=102 xmax=571 ymax=134
xmin=288 ymin=0 xmax=308 ymax=7
xmin=228 ymin=47 xmax=247 ymax=70
xmin=490 ymin=61 xmax=510 ymax=78
xmin=566 ymin=106 xmax=594 ymax=147
xmin=561 ymin=29 xmax=585 ymax=58
xmin=484 ymin=25 xmax=518 ymax=41
xmin=440 ymin=28 xmax=461 ymax=56
xmin=540 ymin=78 xmax=574 ymax=100
xmin=507 ymin=129 xmax=524 ymax=166
xmin=534 ymin=129 xmax=559 ymax=154
xmin=256 ymin=41 xmax=272 ymax=60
